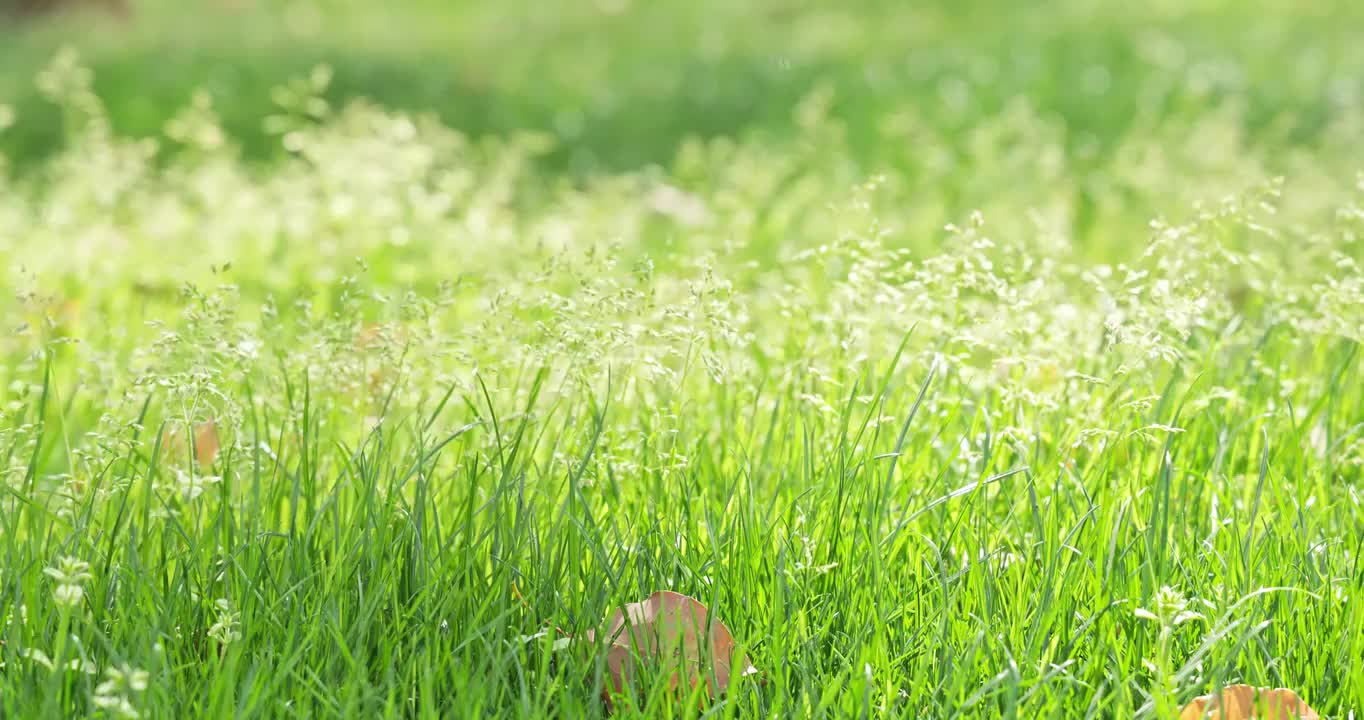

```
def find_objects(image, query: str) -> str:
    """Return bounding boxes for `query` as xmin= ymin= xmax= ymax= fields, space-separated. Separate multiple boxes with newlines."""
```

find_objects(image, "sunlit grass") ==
xmin=2 ymin=3 xmax=1363 ymax=717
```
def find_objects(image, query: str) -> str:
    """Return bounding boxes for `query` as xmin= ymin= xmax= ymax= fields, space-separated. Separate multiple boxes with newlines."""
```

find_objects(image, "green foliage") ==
xmin=1 ymin=1 xmax=1363 ymax=718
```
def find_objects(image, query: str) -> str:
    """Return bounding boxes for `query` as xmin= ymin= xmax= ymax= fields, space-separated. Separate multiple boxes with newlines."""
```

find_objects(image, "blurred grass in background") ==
xmin=3 ymin=0 xmax=1363 ymax=176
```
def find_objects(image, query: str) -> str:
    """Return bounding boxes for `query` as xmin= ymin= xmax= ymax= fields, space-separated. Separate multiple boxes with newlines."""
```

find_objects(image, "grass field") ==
xmin=2 ymin=0 xmax=1363 ymax=717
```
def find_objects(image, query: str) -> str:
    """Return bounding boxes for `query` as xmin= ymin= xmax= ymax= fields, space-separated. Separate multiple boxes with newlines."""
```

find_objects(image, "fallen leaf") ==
xmin=161 ymin=419 xmax=221 ymax=467
xmin=194 ymin=420 xmax=221 ymax=467
xmin=587 ymin=591 xmax=757 ymax=709
xmin=1179 ymin=685 xmax=1320 ymax=720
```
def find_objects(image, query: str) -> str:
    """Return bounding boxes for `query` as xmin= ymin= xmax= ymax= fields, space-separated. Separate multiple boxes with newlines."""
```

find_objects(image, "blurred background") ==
xmin=3 ymin=0 xmax=1363 ymax=177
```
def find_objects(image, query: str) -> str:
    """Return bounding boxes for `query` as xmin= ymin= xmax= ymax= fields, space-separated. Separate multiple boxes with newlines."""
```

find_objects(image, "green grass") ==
xmin=2 ymin=0 xmax=1363 ymax=718
xmin=4 ymin=0 xmax=1364 ymax=173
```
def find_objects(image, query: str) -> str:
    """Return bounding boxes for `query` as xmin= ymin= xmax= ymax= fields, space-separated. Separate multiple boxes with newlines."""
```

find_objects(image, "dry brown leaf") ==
xmin=193 ymin=420 xmax=221 ymax=467
xmin=587 ymin=591 xmax=757 ymax=709
xmin=161 ymin=419 xmax=221 ymax=467
xmin=1179 ymin=685 xmax=1320 ymax=720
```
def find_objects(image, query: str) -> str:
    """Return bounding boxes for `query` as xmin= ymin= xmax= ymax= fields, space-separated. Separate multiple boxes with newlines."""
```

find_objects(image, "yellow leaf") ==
xmin=1179 ymin=685 xmax=1319 ymax=720
xmin=587 ymin=591 xmax=758 ymax=710
xmin=194 ymin=420 xmax=221 ymax=467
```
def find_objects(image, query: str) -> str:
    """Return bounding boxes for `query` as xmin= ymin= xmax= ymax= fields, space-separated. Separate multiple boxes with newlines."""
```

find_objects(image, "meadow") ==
xmin=1 ymin=0 xmax=1362 ymax=717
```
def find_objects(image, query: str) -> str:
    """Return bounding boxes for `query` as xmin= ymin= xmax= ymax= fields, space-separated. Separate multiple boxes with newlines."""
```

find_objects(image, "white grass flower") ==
xmin=1135 ymin=585 xmax=1204 ymax=627
xmin=92 ymin=695 xmax=140 ymax=720
xmin=208 ymin=598 xmax=242 ymax=646
xmin=94 ymin=664 xmax=149 ymax=719
xmin=107 ymin=664 xmax=151 ymax=693
xmin=175 ymin=469 xmax=221 ymax=503
xmin=43 ymin=556 xmax=92 ymax=585
xmin=45 ymin=556 xmax=92 ymax=609
xmin=22 ymin=648 xmax=55 ymax=671
xmin=53 ymin=583 xmax=84 ymax=608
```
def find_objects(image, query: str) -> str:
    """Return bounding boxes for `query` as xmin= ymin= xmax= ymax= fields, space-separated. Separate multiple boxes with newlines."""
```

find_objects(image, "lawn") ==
xmin=1 ymin=0 xmax=1362 ymax=717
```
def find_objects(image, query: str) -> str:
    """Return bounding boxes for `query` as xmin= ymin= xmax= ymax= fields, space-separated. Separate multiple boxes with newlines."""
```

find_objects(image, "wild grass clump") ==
xmin=1 ymin=45 xmax=1362 ymax=718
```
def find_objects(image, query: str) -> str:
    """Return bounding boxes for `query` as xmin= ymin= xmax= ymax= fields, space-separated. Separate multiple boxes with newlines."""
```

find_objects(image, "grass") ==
xmin=1 ymin=0 xmax=1363 ymax=718
xmin=4 ymin=0 xmax=1364 ymax=172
